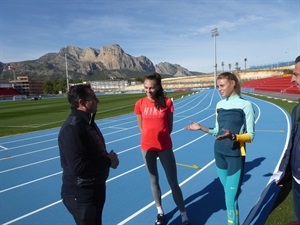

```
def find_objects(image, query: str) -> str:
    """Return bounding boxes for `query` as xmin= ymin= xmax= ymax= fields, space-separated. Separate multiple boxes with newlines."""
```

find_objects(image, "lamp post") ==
xmin=65 ymin=53 xmax=70 ymax=92
xmin=211 ymin=28 xmax=219 ymax=89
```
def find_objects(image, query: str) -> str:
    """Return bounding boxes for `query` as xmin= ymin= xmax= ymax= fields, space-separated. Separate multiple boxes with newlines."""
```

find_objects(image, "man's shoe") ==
xmin=155 ymin=214 xmax=164 ymax=225
xmin=182 ymin=220 xmax=189 ymax=225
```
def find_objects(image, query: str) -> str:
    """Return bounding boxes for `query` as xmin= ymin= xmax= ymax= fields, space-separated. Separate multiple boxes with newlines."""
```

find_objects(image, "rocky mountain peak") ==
xmin=156 ymin=62 xmax=192 ymax=76
xmin=80 ymin=48 xmax=99 ymax=62
xmin=0 ymin=44 xmax=194 ymax=80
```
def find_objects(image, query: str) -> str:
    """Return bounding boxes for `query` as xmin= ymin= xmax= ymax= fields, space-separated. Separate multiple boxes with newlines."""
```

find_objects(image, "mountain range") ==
xmin=0 ymin=44 xmax=199 ymax=81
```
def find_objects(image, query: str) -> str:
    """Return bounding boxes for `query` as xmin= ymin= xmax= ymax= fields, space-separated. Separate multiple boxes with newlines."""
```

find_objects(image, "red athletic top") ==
xmin=134 ymin=97 xmax=174 ymax=151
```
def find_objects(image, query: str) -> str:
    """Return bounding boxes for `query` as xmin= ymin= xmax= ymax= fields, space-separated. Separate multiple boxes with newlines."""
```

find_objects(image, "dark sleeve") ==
xmin=277 ymin=106 xmax=298 ymax=184
xmin=59 ymin=124 xmax=111 ymax=177
xmin=278 ymin=138 xmax=292 ymax=172
xmin=279 ymin=105 xmax=298 ymax=172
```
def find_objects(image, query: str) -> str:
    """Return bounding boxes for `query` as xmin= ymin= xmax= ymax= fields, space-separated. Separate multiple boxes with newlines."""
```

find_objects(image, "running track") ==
xmin=0 ymin=89 xmax=291 ymax=225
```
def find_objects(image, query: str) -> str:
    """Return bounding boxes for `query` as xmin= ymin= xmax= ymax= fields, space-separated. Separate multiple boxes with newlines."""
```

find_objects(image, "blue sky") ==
xmin=0 ymin=0 xmax=299 ymax=73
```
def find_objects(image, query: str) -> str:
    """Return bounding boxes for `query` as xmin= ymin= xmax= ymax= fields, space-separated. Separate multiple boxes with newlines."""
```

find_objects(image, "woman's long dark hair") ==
xmin=146 ymin=72 xmax=166 ymax=109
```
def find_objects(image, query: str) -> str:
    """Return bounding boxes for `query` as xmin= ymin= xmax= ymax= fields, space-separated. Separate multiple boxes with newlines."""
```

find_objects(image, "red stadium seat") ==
xmin=242 ymin=76 xmax=298 ymax=94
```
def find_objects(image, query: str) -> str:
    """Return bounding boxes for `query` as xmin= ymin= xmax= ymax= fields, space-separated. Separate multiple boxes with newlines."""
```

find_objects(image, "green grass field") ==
xmin=0 ymin=91 xmax=296 ymax=223
xmin=0 ymin=92 xmax=192 ymax=137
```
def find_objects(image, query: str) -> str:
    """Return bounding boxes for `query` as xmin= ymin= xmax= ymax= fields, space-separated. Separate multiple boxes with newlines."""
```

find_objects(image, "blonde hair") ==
xmin=217 ymin=72 xmax=241 ymax=96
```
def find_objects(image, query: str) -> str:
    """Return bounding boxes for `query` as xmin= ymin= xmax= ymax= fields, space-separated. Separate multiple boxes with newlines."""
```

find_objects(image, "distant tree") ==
xmin=228 ymin=64 xmax=232 ymax=72
xmin=43 ymin=80 xmax=67 ymax=94
xmin=235 ymin=62 xmax=239 ymax=71
xmin=135 ymin=76 xmax=147 ymax=83
xmin=43 ymin=81 xmax=54 ymax=94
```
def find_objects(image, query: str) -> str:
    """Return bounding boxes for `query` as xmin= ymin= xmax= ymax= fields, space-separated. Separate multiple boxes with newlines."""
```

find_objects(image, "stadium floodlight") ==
xmin=65 ymin=53 xmax=70 ymax=92
xmin=211 ymin=28 xmax=219 ymax=89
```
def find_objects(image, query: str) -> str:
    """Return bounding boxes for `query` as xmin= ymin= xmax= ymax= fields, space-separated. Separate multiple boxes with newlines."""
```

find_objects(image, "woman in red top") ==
xmin=134 ymin=73 xmax=189 ymax=225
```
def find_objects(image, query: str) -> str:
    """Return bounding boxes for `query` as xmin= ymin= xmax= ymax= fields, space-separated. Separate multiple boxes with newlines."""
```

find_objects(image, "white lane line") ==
xmin=0 ymin=156 xmax=59 ymax=174
xmin=0 ymin=133 xmax=209 ymax=224
xmin=0 ymin=91 xmax=219 ymax=224
xmin=117 ymin=159 xmax=216 ymax=225
xmin=0 ymin=172 xmax=62 ymax=193
xmin=1 ymin=138 xmax=57 ymax=152
xmin=2 ymin=200 xmax=63 ymax=225
xmin=0 ymin=145 xmax=8 ymax=150
xmin=0 ymin=132 xmax=58 ymax=145
xmin=0 ymin=146 xmax=57 ymax=161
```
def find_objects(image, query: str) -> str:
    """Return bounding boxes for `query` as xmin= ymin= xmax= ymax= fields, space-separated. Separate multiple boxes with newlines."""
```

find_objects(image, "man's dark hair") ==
xmin=295 ymin=55 xmax=300 ymax=64
xmin=67 ymin=84 xmax=92 ymax=109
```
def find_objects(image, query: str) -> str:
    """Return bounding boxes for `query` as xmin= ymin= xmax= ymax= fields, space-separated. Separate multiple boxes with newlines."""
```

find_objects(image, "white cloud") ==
xmin=0 ymin=0 xmax=299 ymax=72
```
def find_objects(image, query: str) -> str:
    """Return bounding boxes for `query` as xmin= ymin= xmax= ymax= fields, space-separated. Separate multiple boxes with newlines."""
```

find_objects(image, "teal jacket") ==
xmin=208 ymin=94 xmax=255 ymax=156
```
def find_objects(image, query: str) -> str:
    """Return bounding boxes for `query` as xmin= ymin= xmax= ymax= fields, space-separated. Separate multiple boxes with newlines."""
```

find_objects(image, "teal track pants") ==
xmin=215 ymin=152 xmax=245 ymax=225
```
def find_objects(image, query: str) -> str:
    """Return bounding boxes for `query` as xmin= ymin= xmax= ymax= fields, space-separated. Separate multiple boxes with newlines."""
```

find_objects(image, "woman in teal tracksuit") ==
xmin=185 ymin=72 xmax=255 ymax=225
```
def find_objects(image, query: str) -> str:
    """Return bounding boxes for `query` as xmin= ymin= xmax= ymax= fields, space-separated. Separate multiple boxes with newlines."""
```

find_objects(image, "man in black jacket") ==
xmin=272 ymin=56 xmax=300 ymax=224
xmin=58 ymin=84 xmax=119 ymax=225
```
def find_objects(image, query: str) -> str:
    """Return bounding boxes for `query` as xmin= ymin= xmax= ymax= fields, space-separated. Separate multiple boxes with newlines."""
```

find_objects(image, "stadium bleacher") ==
xmin=0 ymin=87 xmax=22 ymax=97
xmin=242 ymin=75 xmax=298 ymax=94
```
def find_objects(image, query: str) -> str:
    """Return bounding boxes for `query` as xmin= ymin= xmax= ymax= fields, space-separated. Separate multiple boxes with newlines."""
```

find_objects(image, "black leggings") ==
xmin=141 ymin=149 xmax=186 ymax=212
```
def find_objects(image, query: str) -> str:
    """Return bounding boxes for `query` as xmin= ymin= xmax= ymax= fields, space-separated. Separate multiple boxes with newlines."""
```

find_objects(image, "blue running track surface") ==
xmin=0 ymin=89 xmax=291 ymax=225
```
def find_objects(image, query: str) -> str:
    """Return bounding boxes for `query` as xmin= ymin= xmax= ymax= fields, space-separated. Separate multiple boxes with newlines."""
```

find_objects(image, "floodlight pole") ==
xmin=65 ymin=53 xmax=70 ymax=92
xmin=211 ymin=28 xmax=219 ymax=89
